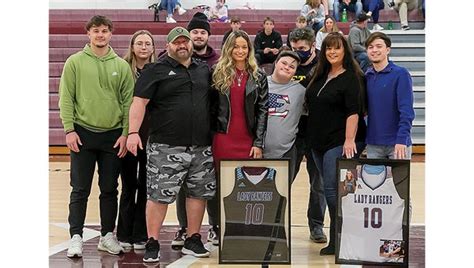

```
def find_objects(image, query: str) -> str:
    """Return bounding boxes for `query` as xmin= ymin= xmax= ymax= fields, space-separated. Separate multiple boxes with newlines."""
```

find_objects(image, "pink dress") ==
xmin=212 ymin=69 xmax=253 ymax=166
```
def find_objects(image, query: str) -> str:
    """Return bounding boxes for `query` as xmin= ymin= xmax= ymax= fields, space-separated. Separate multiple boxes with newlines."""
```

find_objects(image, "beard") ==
xmin=169 ymin=47 xmax=192 ymax=61
xmin=193 ymin=41 xmax=208 ymax=52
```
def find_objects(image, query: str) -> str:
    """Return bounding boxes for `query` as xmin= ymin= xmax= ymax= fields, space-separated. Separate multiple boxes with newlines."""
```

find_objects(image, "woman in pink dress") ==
xmin=211 ymin=30 xmax=269 ymax=166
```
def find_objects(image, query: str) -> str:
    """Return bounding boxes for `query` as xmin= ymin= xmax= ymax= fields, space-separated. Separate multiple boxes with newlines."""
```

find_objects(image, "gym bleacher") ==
xmin=48 ymin=6 xmax=425 ymax=155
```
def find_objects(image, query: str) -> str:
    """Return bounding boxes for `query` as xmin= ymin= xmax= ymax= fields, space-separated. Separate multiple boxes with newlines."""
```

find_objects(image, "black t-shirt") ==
xmin=306 ymin=70 xmax=366 ymax=153
xmin=293 ymin=56 xmax=318 ymax=139
xmin=134 ymin=55 xmax=212 ymax=146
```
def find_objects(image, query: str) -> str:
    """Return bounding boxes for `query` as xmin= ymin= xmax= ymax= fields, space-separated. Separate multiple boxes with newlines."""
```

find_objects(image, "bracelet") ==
xmin=128 ymin=132 xmax=139 ymax=135
xmin=65 ymin=130 xmax=75 ymax=134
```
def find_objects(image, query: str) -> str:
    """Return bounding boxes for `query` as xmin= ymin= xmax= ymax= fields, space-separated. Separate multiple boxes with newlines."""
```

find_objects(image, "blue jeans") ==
xmin=311 ymin=20 xmax=325 ymax=34
xmin=366 ymin=144 xmax=412 ymax=159
xmin=333 ymin=0 xmax=363 ymax=22
xmin=294 ymin=136 xmax=326 ymax=232
xmin=311 ymin=142 xmax=366 ymax=245
xmin=159 ymin=0 xmax=177 ymax=16
xmin=363 ymin=0 xmax=384 ymax=23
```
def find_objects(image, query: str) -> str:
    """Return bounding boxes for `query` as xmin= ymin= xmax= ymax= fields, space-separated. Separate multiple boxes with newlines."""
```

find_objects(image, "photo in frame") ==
xmin=218 ymin=159 xmax=291 ymax=264
xmin=335 ymin=158 xmax=410 ymax=266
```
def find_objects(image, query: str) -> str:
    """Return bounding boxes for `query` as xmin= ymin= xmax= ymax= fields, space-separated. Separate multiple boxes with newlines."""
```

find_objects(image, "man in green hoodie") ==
xmin=59 ymin=15 xmax=134 ymax=258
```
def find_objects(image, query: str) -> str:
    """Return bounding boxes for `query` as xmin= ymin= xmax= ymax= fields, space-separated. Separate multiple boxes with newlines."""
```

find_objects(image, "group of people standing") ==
xmin=59 ymin=11 xmax=414 ymax=263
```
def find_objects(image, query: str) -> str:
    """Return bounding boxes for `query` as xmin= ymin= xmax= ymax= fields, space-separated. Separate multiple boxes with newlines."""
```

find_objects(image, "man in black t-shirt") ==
xmin=288 ymin=27 xmax=327 ymax=245
xmin=127 ymin=27 xmax=215 ymax=263
xmin=254 ymin=17 xmax=283 ymax=65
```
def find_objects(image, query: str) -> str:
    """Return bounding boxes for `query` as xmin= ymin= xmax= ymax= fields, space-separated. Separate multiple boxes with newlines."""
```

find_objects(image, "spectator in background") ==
xmin=286 ymin=16 xmax=313 ymax=48
xmin=254 ymin=17 xmax=283 ymax=65
xmin=363 ymin=0 xmax=385 ymax=31
xmin=333 ymin=0 xmax=363 ymax=22
xmin=391 ymin=0 xmax=418 ymax=30
xmin=322 ymin=0 xmax=332 ymax=16
xmin=306 ymin=32 xmax=367 ymax=255
xmin=364 ymin=32 xmax=415 ymax=159
xmin=208 ymin=0 xmax=229 ymax=22
xmin=211 ymin=30 xmax=269 ymax=167
xmin=301 ymin=0 xmax=326 ymax=34
xmin=222 ymin=16 xmax=242 ymax=47
xmin=171 ymin=12 xmax=221 ymax=249
xmin=264 ymin=51 xmax=305 ymax=183
xmin=127 ymin=27 xmax=215 ymax=262
xmin=60 ymin=15 xmax=134 ymax=258
xmin=159 ymin=0 xmax=183 ymax=23
xmin=117 ymin=30 xmax=156 ymax=251
xmin=348 ymin=12 xmax=371 ymax=72
xmin=287 ymin=27 xmax=327 ymax=245
xmin=315 ymin=16 xmax=342 ymax=54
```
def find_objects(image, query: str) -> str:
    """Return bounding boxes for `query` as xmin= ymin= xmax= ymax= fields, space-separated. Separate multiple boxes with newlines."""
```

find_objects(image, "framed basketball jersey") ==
xmin=336 ymin=159 xmax=410 ymax=266
xmin=218 ymin=159 xmax=291 ymax=264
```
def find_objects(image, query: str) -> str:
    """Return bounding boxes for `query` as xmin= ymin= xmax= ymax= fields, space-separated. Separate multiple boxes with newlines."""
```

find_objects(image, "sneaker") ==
xmin=119 ymin=241 xmax=133 ymax=249
xmin=177 ymin=6 xmax=187 ymax=15
xmin=182 ymin=233 xmax=210 ymax=257
xmin=320 ymin=244 xmax=335 ymax=255
xmin=372 ymin=23 xmax=384 ymax=31
xmin=98 ymin=232 xmax=124 ymax=255
xmin=133 ymin=241 xmax=147 ymax=250
xmin=207 ymin=226 xmax=219 ymax=245
xmin=309 ymin=228 xmax=327 ymax=243
xmin=143 ymin=238 xmax=160 ymax=263
xmin=402 ymin=25 xmax=411 ymax=31
xmin=171 ymin=227 xmax=187 ymax=247
xmin=67 ymin=234 xmax=83 ymax=258
xmin=166 ymin=16 xmax=177 ymax=23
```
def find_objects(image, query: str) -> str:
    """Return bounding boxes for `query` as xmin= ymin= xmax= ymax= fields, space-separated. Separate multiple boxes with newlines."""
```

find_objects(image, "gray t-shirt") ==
xmin=264 ymin=76 xmax=306 ymax=158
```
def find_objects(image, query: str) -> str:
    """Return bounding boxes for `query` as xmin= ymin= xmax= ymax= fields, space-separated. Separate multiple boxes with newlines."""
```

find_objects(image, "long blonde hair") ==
xmin=123 ymin=30 xmax=156 ymax=80
xmin=212 ymin=30 xmax=259 ymax=93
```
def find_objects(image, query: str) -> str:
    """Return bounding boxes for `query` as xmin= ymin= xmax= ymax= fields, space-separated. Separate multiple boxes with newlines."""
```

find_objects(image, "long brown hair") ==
xmin=310 ymin=32 xmax=366 ymax=113
xmin=212 ymin=30 xmax=259 ymax=93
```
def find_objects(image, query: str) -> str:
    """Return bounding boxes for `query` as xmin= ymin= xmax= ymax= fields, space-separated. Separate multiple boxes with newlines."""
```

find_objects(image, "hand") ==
xmin=249 ymin=146 xmax=263 ymax=158
xmin=114 ymin=135 xmax=128 ymax=158
xmin=343 ymin=0 xmax=351 ymax=5
xmin=264 ymin=47 xmax=271 ymax=54
xmin=126 ymin=133 xmax=143 ymax=157
xmin=343 ymin=139 xmax=357 ymax=159
xmin=271 ymin=48 xmax=279 ymax=54
xmin=394 ymin=144 xmax=407 ymax=159
xmin=65 ymin=131 xmax=82 ymax=153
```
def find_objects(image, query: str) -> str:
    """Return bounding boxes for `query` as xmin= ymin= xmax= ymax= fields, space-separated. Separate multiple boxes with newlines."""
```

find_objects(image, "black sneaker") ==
xmin=143 ymin=238 xmax=160 ymax=262
xmin=171 ymin=227 xmax=187 ymax=247
xmin=320 ymin=244 xmax=335 ymax=255
xmin=401 ymin=25 xmax=411 ymax=31
xmin=309 ymin=228 xmax=327 ymax=243
xmin=181 ymin=233 xmax=210 ymax=257
xmin=207 ymin=225 xmax=219 ymax=246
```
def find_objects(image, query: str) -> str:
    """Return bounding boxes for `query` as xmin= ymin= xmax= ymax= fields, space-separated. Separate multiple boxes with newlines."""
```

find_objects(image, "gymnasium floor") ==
xmin=49 ymin=160 xmax=425 ymax=267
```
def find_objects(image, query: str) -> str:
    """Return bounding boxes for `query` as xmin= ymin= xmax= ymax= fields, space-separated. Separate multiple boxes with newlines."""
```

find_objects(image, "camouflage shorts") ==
xmin=146 ymin=143 xmax=216 ymax=204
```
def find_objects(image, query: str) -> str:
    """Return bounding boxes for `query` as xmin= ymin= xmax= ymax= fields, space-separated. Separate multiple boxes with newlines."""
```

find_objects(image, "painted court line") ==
xmin=49 ymin=223 xmax=100 ymax=256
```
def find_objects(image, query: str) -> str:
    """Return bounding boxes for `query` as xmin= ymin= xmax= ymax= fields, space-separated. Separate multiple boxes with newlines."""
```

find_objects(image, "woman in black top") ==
xmin=306 ymin=32 xmax=367 ymax=255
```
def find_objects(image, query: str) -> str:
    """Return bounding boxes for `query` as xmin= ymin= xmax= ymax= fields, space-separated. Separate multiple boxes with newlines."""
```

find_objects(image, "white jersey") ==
xmin=339 ymin=165 xmax=405 ymax=262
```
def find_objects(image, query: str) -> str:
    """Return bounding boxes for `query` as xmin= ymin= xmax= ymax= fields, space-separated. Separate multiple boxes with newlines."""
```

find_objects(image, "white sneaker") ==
xmin=67 ymin=234 xmax=83 ymax=258
xmin=178 ymin=6 xmax=187 ymax=15
xmin=119 ymin=241 xmax=133 ymax=249
xmin=133 ymin=241 xmax=147 ymax=250
xmin=98 ymin=232 xmax=124 ymax=255
xmin=166 ymin=16 xmax=177 ymax=23
xmin=373 ymin=24 xmax=384 ymax=31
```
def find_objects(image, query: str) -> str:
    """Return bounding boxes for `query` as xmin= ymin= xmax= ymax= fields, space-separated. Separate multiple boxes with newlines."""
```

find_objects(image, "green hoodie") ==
xmin=59 ymin=44 xmax=134 ymax=136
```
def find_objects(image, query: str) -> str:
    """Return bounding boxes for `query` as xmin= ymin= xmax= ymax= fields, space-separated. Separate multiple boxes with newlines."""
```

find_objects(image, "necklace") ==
xmin=236 ymin=69 xmax=245 ymax=87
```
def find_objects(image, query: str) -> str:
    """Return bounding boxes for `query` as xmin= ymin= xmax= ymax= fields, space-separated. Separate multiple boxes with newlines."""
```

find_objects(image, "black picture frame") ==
xmin=335 ymin=158 xmax=410 ymax=267
xmin=218 ymin=158 xmax=291 ymax=265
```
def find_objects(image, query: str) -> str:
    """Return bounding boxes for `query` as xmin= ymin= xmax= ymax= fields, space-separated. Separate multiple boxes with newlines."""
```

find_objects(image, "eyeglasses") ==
xmin=134 ymin=42 xmax=153 ymax=48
